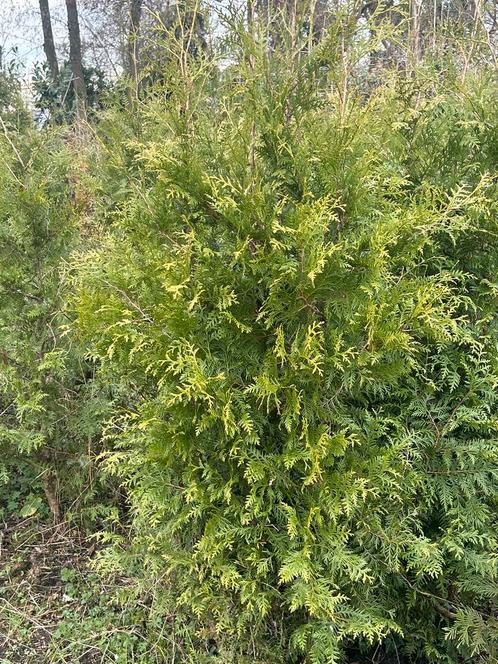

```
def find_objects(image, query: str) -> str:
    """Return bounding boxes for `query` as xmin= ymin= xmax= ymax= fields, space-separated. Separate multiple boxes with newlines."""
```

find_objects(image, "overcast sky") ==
xmin=0 ymin=0 xmax=68 ymax=73
xmin=1 ymin=0 xmax=241 ymax=80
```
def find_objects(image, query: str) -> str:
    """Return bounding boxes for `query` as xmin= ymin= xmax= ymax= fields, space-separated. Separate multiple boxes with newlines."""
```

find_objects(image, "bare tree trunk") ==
xmin=311 ymin=0 xmax=328 ymax=43
xmin=39 ymin=0 xmax=59 ymax=81
xmin=65 ymin=0 xmax=87 ymax=122
xmin=128 ymin=0 xmax=143 ymax=89
xmin=410 ymin=0 xmax=422 ymax=70
xmin=406 ymin=0 xmax=423 ymax=75
xmin=42 ymin=469 xmax=62 ymax=525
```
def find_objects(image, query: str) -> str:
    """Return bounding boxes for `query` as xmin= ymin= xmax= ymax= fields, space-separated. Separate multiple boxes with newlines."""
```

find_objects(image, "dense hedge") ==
xmin=0 ymin=129 xmax=111 ymax=526
xmin=72 ymin=54 xmax=498 ymax=663
xmin=1 ymin=15 xmax=498 ymax=664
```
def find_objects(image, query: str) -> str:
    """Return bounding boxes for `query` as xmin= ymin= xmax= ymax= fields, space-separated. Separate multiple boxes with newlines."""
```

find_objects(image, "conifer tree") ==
xmin=0 ymin=127 xmax=107 ymax=523
xmin=73 ymin=24 xmax=498 ymax=663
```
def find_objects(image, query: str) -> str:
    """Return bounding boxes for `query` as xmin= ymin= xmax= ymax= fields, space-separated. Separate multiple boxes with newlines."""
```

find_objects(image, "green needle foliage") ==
xmin=72 ymin=28 xmax=498 ymax=664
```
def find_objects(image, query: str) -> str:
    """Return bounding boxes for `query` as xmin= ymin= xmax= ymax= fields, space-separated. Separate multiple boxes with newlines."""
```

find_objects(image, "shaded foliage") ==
xmin=32 ymin=61 xmax=109 ymax=125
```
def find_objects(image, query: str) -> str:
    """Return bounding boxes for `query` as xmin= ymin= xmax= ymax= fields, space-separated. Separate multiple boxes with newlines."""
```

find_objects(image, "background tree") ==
xmin=128 ymin=0 xmax=142 ymax=93
xmin=32 ymin=59 xmax=109 ymax=124
xmin=39 ymin=0 xmax=59 ymax=81
xmin=65 ymin=0 xmax=87 ymax=121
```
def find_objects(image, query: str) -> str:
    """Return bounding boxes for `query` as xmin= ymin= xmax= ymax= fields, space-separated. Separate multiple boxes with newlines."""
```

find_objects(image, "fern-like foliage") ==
xmin=0 ymin=127 xmax=111 ymax=522
xmin=73 ymin=38 xmax=498 ymax=664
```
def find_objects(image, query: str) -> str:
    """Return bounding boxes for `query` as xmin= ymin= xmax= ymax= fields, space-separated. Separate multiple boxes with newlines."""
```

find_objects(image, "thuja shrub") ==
xmin=74 ymin=56 xmax=498 ymax=662
xmin=0 ymin=127 xmax=110 ymax=524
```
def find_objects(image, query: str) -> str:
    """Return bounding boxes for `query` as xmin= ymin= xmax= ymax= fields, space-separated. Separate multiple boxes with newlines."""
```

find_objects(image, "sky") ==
xmin=0 ymin=0 xmax=67 ymax=74
xmin=0 ymin=0 xmax=242 ymax=82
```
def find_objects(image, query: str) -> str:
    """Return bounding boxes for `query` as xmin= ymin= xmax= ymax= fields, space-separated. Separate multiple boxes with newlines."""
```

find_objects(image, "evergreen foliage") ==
xmin=72 ymin=40 xmax=498 ymax=662
xmin=0 ymin=127 xmax=109 ymax=524
xmin=0 ymin=55 xmax=30 ymax=130
xmin=1 ymin=4 xmax=498 ymax=662
xmin=32 ymin=61 xmax=110 ymax=125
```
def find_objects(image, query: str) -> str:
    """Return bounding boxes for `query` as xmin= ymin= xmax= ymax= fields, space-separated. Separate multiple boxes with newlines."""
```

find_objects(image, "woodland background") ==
xmin=1 ymin=1 xmax=498 ymax=662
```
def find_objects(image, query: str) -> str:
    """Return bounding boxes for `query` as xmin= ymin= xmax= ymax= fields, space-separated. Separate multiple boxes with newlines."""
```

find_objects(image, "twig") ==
xmin=0 ymin=114 xmax=25 ymax=170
